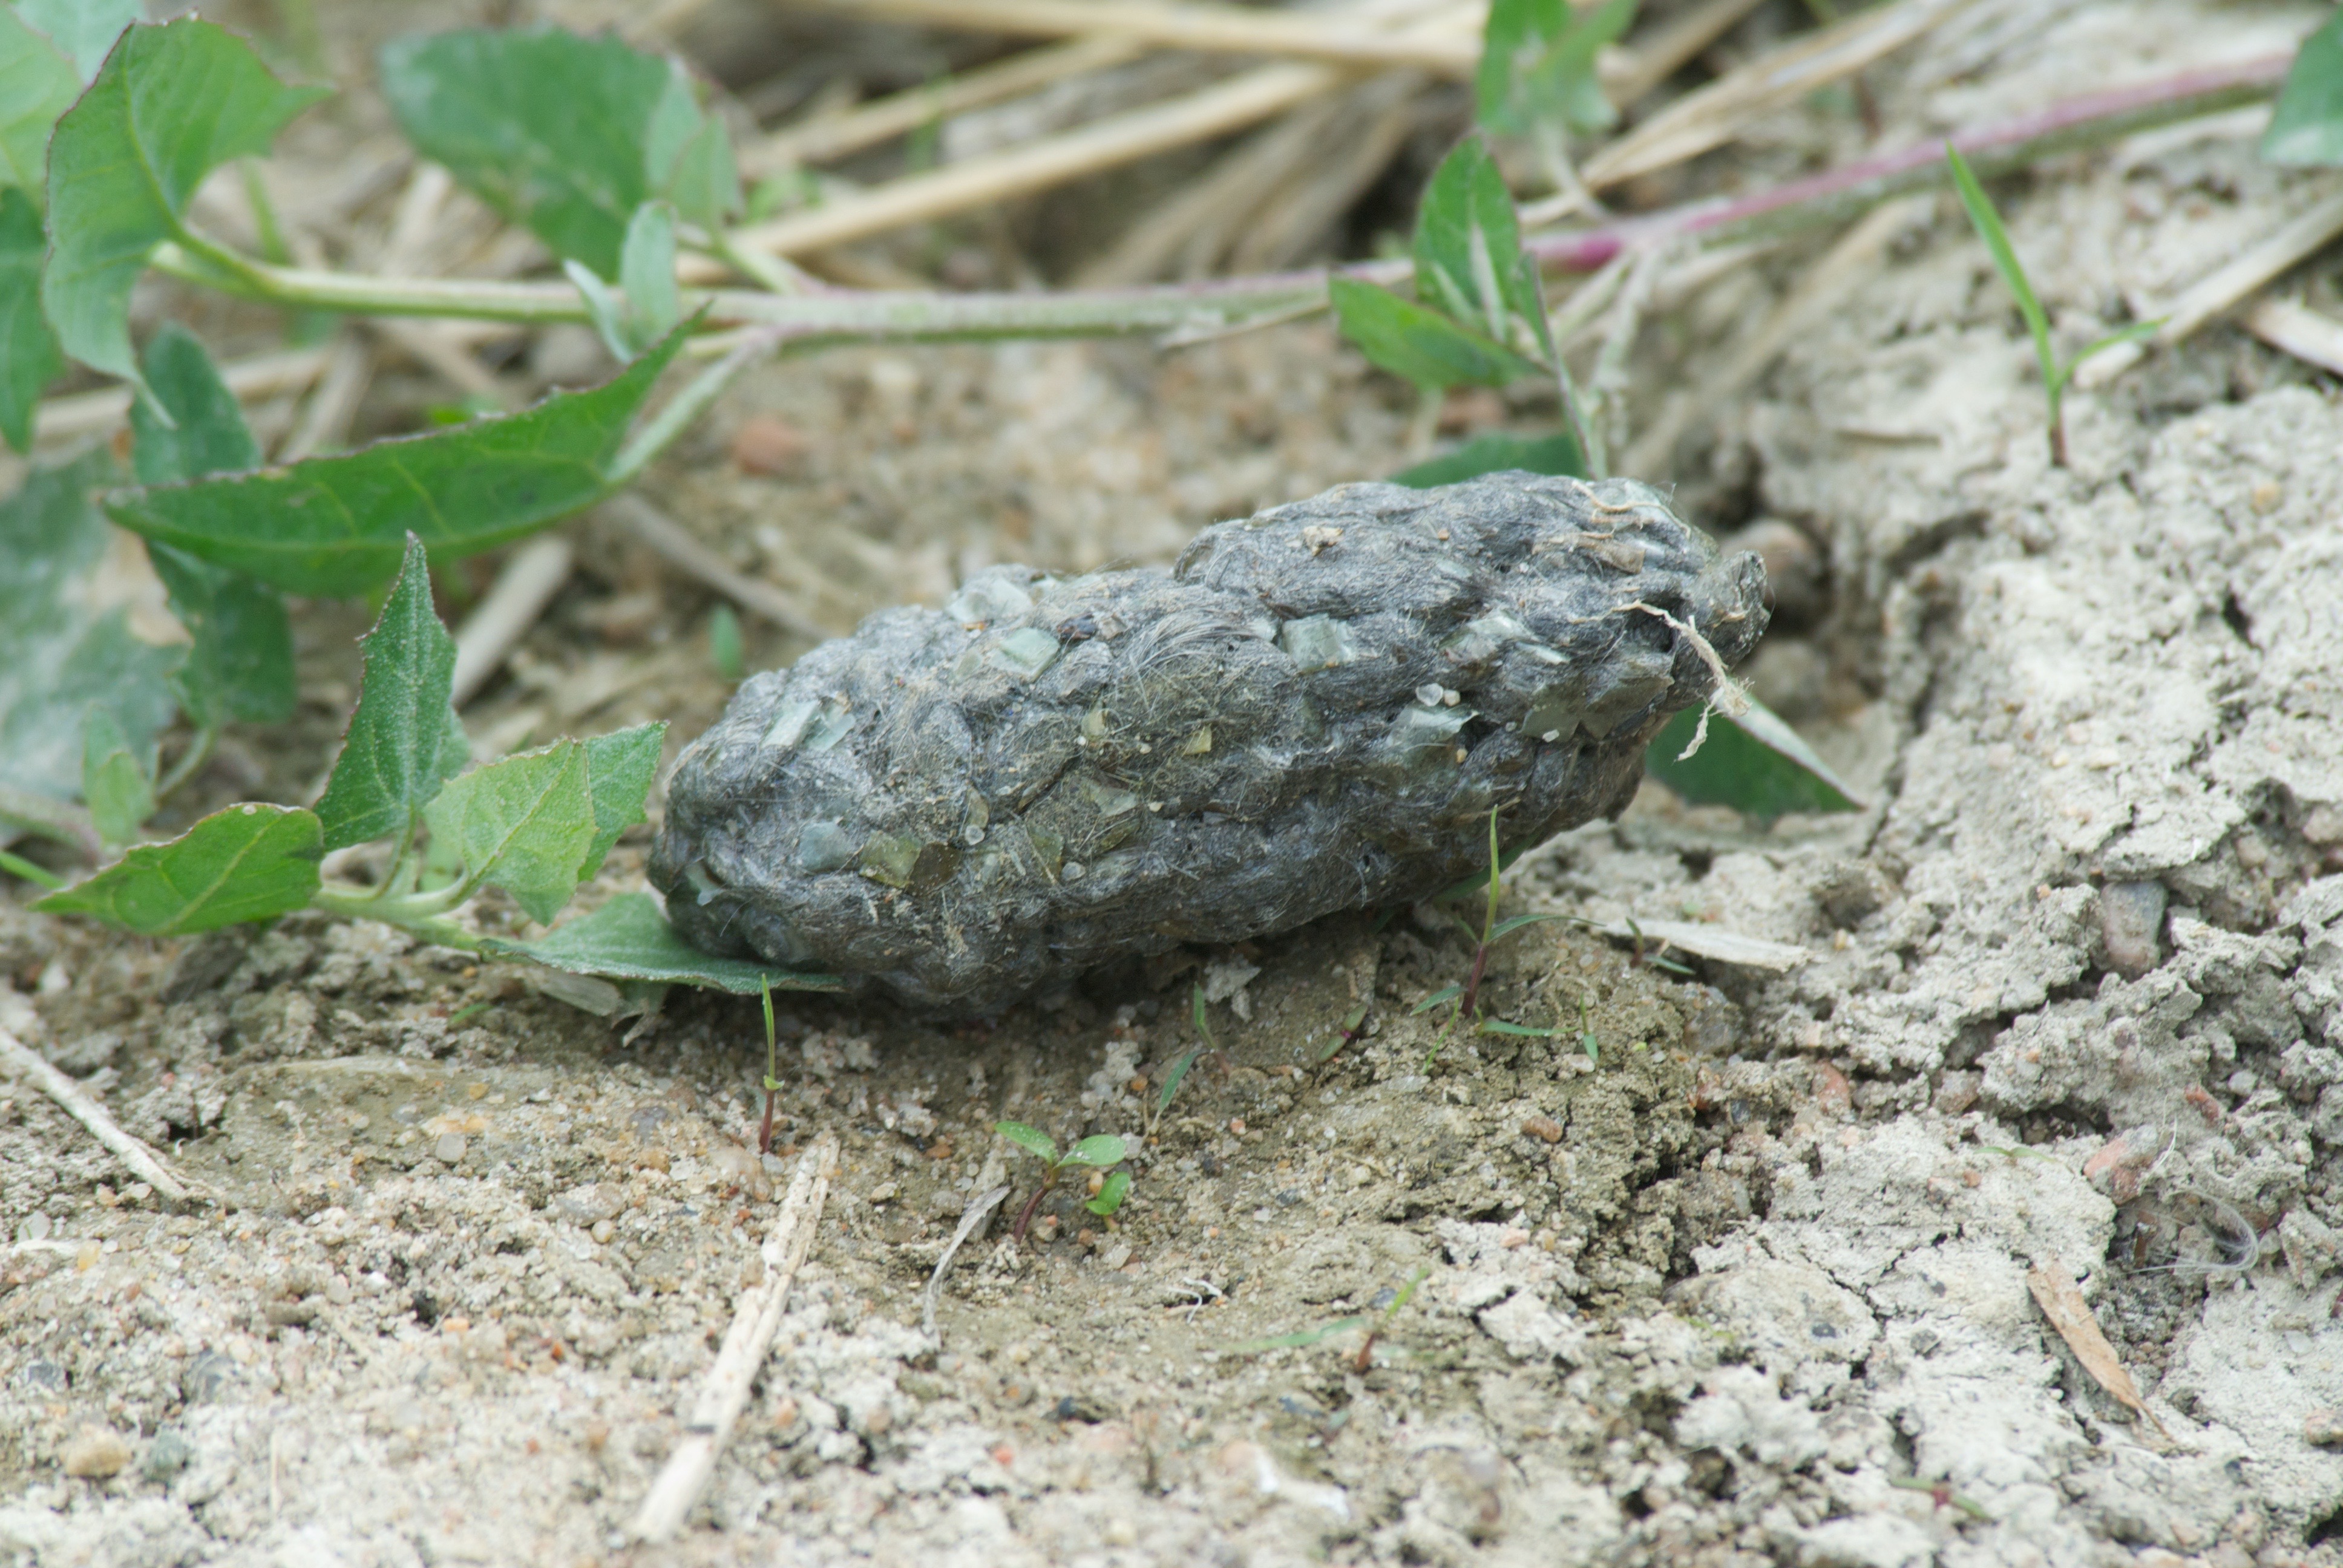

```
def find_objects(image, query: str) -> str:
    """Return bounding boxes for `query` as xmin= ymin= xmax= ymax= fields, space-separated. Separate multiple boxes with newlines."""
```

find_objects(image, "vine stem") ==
xmin=124 ymin=55 xmax=2281 ymax=350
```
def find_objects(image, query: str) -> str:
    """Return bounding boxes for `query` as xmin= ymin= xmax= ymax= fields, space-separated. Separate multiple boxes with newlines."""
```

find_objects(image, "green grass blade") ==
xmin=1944 ymin=143 xmax=2057 ymax=394
xmin=1156 ymin=1047 xmax=1201 ymax=1117
xmin=1412 ymin=982 xmax=1464 ymax=1016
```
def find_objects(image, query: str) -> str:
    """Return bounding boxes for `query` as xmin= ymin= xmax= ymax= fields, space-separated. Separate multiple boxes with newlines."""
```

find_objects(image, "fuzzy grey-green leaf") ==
xmin=0 ymin=8 xmax=76 ymax=198
xmin=41 ymin=18 xmax=327 ymax=397
xmin=0 ymin=186 xmax=61 ymax=452
xmin=483 ymin=890 xmax=841 ymax=995
xmin=34 ymin=802 xmax=322 ymax=936
xmin=380 ymin=25 xmax=737 ymax=276
xmin=313 ymin=535 xmax=468 ymax=852
xmin=105 ymin=327 xmax=684 ymax=596
xmin=424 ymin=739 xmax=594 ymax=925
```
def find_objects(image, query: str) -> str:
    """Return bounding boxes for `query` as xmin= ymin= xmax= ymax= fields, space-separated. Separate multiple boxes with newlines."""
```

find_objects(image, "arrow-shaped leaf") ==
xmin=106 ymin=326 xmax=684 ymax=596
xmin=34 ymin=802 xmax=323 ymax=936
xmin=313 ymin=535 xmax=469 ymax=852
xmin=41 ymin=18 xmax=327 ymax=400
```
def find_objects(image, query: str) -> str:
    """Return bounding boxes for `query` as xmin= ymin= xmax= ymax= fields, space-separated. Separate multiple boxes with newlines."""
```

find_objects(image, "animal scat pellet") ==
xmin=651 ymin=472 xmax=1769 ymax=1012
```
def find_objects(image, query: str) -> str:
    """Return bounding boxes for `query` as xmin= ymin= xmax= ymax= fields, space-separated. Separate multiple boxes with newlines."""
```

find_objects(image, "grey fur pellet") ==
xmin=651 ymin=472 xmax=1768 ymax=1012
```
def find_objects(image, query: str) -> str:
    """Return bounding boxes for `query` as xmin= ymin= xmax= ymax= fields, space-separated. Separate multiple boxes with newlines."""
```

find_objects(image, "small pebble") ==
xmin=434 ymin=1132 xmax=467 ymax=1164
xmin=2307 ymin=1408 xmax=2343 ymax=1447
xmin=62 ymin=1428 xmax=132 ymax=1479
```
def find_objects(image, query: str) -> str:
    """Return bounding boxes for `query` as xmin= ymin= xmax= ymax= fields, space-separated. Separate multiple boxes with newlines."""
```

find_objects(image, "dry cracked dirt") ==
xmin=7 ymin=1 xmax=2343 ymax=1565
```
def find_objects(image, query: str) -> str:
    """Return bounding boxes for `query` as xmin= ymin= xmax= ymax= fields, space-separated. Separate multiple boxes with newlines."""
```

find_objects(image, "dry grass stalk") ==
xmin=632 ymin=1134 xmax=839 ymax=1544
xmin=275 ymin=332 xmax=375 ymax=462
xmin=741 ymin=36 xmax=1147 ymax=174
xmin=0 ymin=1018 xmax=203 ymax=1205
xmin=1580 ymin=0 xmax=1985 ymax=191
xmin=2243 ymin=296 xmax=2343 ymax=376
xmin=704 ymin=61 xmax=1342 ymax=271
xmin=1622 ymin=195 xmax=1925 ymax=474
xmin=778 ymin=0 xmax=1483 ymax=79
xmin=2076 ymin=189 xmax=2343 ymax=388
xmin=605 ymin=494 xmax=834 ymax=643
xmin=1605 ymin=0 xmax=1768 ymax=106
xmin=2025 ymin=1256 xmax=2173 ymax=1442
xmin=32 ymin=347 xmax=333 ymax=445
xmin=449 ymin=537 xmax=577 ymax=709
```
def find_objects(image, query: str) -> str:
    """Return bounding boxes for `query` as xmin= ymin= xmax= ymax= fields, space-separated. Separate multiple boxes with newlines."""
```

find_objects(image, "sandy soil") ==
xmin=6 ymin=1 xmax=2343 ymax=1566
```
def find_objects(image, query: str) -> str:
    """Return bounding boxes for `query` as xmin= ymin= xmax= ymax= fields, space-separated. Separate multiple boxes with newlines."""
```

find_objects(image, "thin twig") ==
xmin=31 ymin=347 xmax=331 ymax=446
xmin=1622 ymin=194 xmax=1925 ymax=474
xmin=922 ymin=1184 xmax=1011 ymax=1339
xmin=632 ymin=1132 xmax=838 ymax=1544
xmin=0 ymin=1019 xmax=203 ymax=1204
xmin=742 ymin=37 xmax=1145 ymax=174
xmin=448 ymin=537 xmax=577 ymax=708
xmin=701 ymin=62 xmax=1346 ymax=273
xmin=275 ymin=332 xmax=374 ymax=463
xmin=604 ymin=494 xmax=834 ymax=642
xmin=2243 ymin=296 xmax=2343 ymax=376
xmin=2075 ymin=188 xmax=2343 ymax=388
xmin=1579 ymin=0 xmax=1985 ymax=192
xmin=777 ymin=0 xmax=1482 ymax=77
xmin=1608 ymin=0 xmax=1769 ymax=105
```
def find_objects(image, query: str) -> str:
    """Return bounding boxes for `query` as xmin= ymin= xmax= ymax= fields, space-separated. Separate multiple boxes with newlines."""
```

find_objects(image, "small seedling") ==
xmin=708 ymin=604 xmax=744 ymax=682
xmin=1149 ymin=983 xmax=1210 ymax=1129
xmin=445 ymin=999 xmax=493 ymax=1029
xmin=1315 ymin=1002 xmax=1371 ymax=1065
xmin=1944 ymin=142 xmax=2163 ymax=468
xmin=756 ymin=979 xmax=782 ymax=1156
xmin=1085 ymin=1170 xmax=1132 ymax=1221
xmin=995 ymin=1122 xmax=1127 ymax=1243
xmin=1228 ymin=1265 xmax=1432 ymax=1364
xmin=1418 ymin=808 xmax=1586 ymax=1065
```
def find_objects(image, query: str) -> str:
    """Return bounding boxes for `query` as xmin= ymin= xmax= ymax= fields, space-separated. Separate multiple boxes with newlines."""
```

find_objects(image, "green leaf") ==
xmin=1412 ymin=137 xmax=1546 ymax=355
xmin=707 ymin=603 xmax=744 ymax=682
xmin=34 ymin=801 xmax=322 ymax=936
xmin=483 ymin=889 xmax=841 ymax=995
xmin=620 ymin=201 xmax=681 ymax=349
xmin=1412 ymin=982 xmax=1464 ymax=1016
xmin=2264 ymin=8 xmax=2343 ymax=166
xmin=1476 ymin=0 xmax=1633 ymax=138
xmin=1487 ymin=910 xmax=1582 ymax=942
xmin=1156 ymin=1046 xmax=1201 ymax=1117
xmin=580 ymin=722 xmax=664 ymax=881
xmin=129 ymin=324 xmax=296 ymax=727
xmin=1644 ymin=698 xmax=1863 ymax=819
xmin=80 ymin=705 xmax=153 ymax=850
xmin=1330 ymin=276 xmax=1542 ymax=391
xmin=41 ymin=18 xmax=328 ymax=400
xmin=313 ymin=534 xmax=469 ymax=852
xmin=379 ymin=25 xmax=739 ymax=278
xmin=1944 ymin=143 xmax=2056 ymax=402
xmin=1477 ymin=1018 xmax=1567 ymax=1037
xmin=0 ymin=451 xmax=181 ymax=802
xmin=995 ymin=1120 xmax=1058 ymax=1165
xmin=13 ymin=0 xmax=145 ymax=82
xmin=131 ymin=322 xmax=261 ymax=482
xmin=1085 ymin=1169 xmax=1132 ymax=1218
xmin=106 ymin=327 xmax=686 ymax=596
xmin=1229 ymin=1314 xmax=1374 ymax=1354
xmin=1391 ymin=430 xmax=1582 ymax=488
xmin=0 ymin=8 xmax=77 ymax=198
xmin=0 ymin=185 xmax=62 ymax=452
xmin=1061 ymin=1134 xmax=1127 ymax=1170
xmin=424 ymin=739 xmax=594 ymax=924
